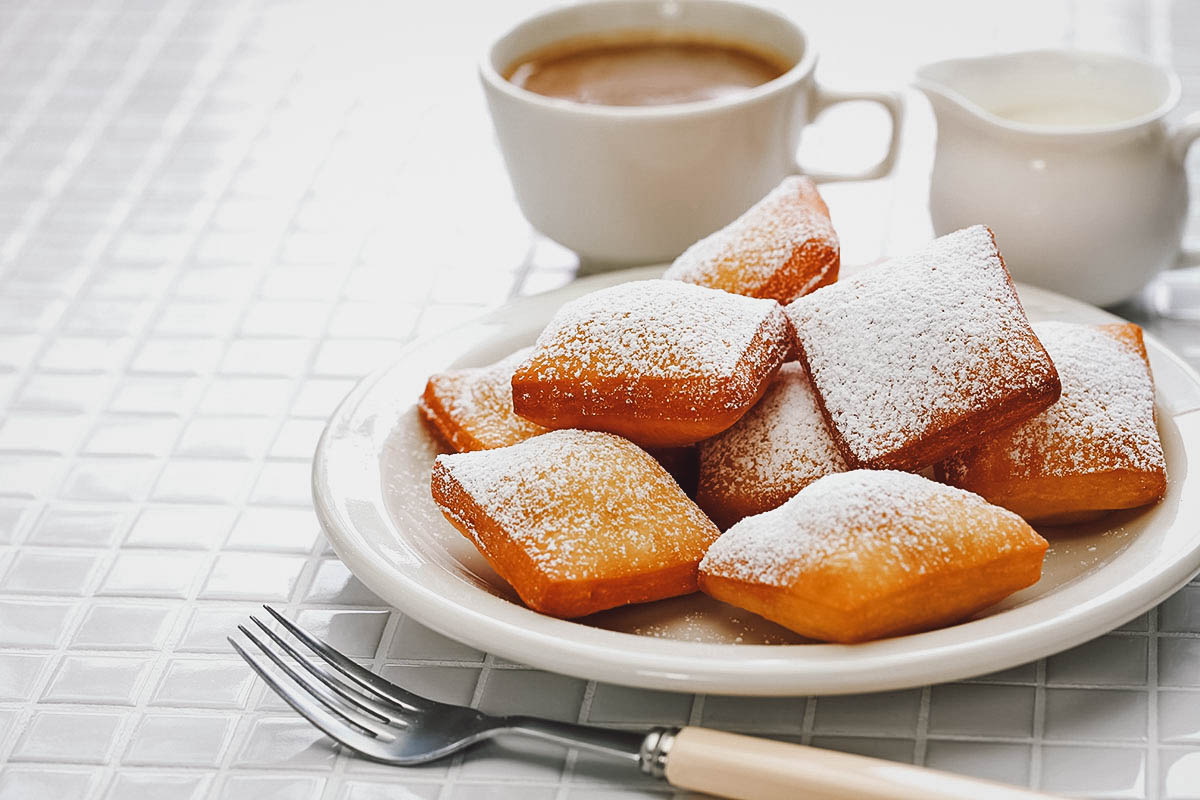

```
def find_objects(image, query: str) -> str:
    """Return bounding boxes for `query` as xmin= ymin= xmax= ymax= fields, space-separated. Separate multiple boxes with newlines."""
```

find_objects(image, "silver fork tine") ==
xmin=263 ymin=605 xmax=429 ymax=711
xmin=248 ymin=615 xmax=412 ymax=726
xmin=229 ymin=635 xmax=392 ymax=754
xmin=238 ymin=612 xmax=657 ymax=771
xmin=236 ymin=624 xmax=394 ymax=738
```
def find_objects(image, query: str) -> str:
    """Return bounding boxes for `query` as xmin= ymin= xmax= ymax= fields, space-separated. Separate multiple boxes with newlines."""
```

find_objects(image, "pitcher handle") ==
xmin=1170 ymin=111 xmax=1200 ymax=266
xmin=796 ymin=82 xmax=904 ymax=183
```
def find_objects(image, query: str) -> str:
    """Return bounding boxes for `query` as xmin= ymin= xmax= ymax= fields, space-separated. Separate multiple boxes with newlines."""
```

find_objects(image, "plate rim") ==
xmin=312 ymin=266 xmax=1200 ymax=695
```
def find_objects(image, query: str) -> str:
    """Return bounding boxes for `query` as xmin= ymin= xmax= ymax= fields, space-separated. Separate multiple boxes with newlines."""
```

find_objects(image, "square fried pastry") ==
xmin=431 ymin=429 xmax=721 ymax=618
xmin=419 ymin=347 xmax=549 ymax=452
xmin=512 ymin=279 xmax=793 ymax=448
xmin=699 ymin=470 xmax=1048 ymax=643
xmin=936 ymin=322 xmax=1166 ymax=524
xmin=786 ymin=225 xmax=1061 ymax=471
xmin=664 ymin=175 xmax=839 ymax=304
xmin=696 ymin=362 xmax=846 ymax=529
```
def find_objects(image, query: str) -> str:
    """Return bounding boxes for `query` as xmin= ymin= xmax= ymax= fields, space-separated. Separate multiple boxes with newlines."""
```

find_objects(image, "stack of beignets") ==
xmin=421 ymin=177 xmax=1170 ymax=644
xmin=511 ymin=279 xmax=792 ymax=448
xmin=664 ymin=175 xmax=839 ymax=304
xmin=431 ymin=429 xmax=720 ymax=618
xmin=936 ymin=322 xmax=1166 ymax=524
xmin=419 ymin=346 xmax=701 ymax=490
xmin=786 ymin=224 xmax=1061 ymax=472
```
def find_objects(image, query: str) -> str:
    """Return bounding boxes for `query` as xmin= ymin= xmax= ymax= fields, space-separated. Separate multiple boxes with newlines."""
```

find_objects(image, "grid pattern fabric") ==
xmin=1 ymin=0 xmax=1199 ymax=798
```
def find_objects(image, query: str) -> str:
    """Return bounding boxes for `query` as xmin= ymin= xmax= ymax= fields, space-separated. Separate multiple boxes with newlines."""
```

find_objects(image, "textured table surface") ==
xmin=1 ymin=1 xmax=1200 ymax=798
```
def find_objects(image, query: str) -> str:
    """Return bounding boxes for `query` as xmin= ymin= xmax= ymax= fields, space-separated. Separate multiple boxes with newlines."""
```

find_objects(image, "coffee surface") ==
xmin=507 ymin=36 xmax=788 ymax=107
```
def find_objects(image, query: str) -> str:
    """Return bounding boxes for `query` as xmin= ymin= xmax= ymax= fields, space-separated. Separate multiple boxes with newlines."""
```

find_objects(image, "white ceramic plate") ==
xmin=313 ymin=265 xmax=1200 ymax=695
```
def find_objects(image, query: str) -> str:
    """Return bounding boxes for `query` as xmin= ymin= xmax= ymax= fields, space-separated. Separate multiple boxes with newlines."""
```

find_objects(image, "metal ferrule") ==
xmin=638 ymin=726 xmax=679 ymax=778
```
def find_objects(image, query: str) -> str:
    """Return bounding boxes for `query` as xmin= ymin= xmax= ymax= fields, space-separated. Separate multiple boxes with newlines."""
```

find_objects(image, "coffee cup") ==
xmin=480 ymin=0 xmax=903 ymax=267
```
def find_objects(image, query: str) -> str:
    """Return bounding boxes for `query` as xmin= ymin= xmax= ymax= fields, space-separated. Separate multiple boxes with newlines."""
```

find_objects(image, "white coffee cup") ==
xmin=480 ymin=0 xmax=903 ymax=267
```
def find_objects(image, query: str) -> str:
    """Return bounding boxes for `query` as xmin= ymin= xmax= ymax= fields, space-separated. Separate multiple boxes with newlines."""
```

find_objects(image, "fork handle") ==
xmin=660 ymin=727 xmax=1061 ymax=800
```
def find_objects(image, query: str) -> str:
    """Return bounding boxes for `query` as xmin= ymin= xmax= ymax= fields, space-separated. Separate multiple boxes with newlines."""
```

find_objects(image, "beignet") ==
xmin=664 ymin=175 xmax=839 ymax=304
xmin=431 ymin=429 xmax=721 ymax=618
xmin=696 ymin=362 xmax=846 ymax=528
xmin=419 ymin=347 xmax=548 ymax=452
xmin=936 ymin=322 xmax=1166 ymax=524
xmin=786 ymin=225 xmax=1061 ymax=471
xmin=699 ymin=470 xmax=1048 ymax=643
xmin=512 ymin=280 xmax=793 ymax=448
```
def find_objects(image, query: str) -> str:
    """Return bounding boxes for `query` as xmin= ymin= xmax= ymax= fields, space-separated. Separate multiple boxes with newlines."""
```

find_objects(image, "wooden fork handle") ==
xmin=663 ymin=727 xmax=1061 ymax=800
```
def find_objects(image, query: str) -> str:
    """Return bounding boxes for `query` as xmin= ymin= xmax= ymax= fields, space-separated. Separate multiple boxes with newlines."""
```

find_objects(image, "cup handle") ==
xmin=1171 ymin=111 xmax=1200 ymax=266
xmin=796 ymin=82 xmax=905 ymax=183
xmin=1170 ymin=110 xmax=1200 ymax=164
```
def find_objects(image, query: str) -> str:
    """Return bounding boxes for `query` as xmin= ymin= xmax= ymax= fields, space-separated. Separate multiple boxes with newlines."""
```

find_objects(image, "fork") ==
xmin=232 ymin=607 xmax=1060 ymax=800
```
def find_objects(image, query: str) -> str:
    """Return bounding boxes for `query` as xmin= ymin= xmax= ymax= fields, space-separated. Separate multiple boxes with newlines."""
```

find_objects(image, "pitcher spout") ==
xmin=913 ymin=55 xmax=1004 ymax=129
xmin=915 ymin=50 xmax=1180 ymax=135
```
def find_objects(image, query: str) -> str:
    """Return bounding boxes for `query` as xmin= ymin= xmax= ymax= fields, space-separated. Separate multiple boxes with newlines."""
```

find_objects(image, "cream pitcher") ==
xmin=916 ymin=50 xmax=1200 ymax=306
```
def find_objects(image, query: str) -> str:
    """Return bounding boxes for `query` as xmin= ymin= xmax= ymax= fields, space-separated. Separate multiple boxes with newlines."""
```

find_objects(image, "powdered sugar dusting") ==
xmin=435 ymin=429 xmax=718 ymax=580
xmin=520 ymin=279 xmax=790 ymax=407
xmin=787 ymin=225 xmax=1056 ymax=464
xmin=700 ymin=470 xmax=1022 ymax=587
xmin=942 ymin=322 xmax=1164 ymax=479
xmin=430 ymin=347 xmax=547 ymax=448
xmin=665 ymin=176 xmax=838 ymax=301
xmin=698 ymin=362 xmax=846 ymax=514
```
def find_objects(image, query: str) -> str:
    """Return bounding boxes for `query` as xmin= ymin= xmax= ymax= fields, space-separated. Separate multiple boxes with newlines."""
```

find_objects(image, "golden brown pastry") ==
xmin=699 ymin=470 xmax=1048 ymax=643
xmin=696 ymin=362 xmax=846 ymax=528
xmin=418 ymin=349 xmax=699 ymax=488
xmin=664 ymin=175 xmax=839 ymax=304
xmin=936 ymin=322 xmax=1166 ymax=524
xmin=431 ymin=429 xmax=721 ymax=618
xmin=512 ymin=279 xmax=793 ymax=448
xmin=419 ymin=347 xmax=548 ymax=452
xmin=786 ymin=225 xmax=1061 ymax=471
